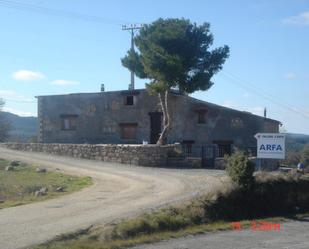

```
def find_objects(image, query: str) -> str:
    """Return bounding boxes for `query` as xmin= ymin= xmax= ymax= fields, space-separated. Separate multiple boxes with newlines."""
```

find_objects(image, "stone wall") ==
xmin=1 ymin=143 xmax=180 ymax=167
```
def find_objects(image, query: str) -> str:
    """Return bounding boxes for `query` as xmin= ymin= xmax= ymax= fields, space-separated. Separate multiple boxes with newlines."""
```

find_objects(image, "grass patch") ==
xmin=0 ymin=158 xmax=92 ymax=209
xmin=33 ymin=216 xmax=293 ymax=249
xmin=33 ymin=172 xmax=309 ymax=249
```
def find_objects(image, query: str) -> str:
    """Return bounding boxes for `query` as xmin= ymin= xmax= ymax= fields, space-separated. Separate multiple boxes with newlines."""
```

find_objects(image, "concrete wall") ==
xmin=1 ymin=143 xmax=179 ymax=167
xmin=37 ymin=89 xmax=280 ymax=149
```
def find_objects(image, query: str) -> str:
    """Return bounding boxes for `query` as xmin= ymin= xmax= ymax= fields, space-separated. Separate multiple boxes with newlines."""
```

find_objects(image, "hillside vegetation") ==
xmin=1 ymin=112 xmax=37 ymax=142
xmin=34 ymin=171 xmax=309 ymax=249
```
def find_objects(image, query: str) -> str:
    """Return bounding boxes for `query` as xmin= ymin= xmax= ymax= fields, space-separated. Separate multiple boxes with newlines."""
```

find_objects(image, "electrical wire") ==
xmin=0 ymin=0 xmax=129 ymax=26
xmin=223 ymin=70 xmax=309 ymax=115
xmin=1 ymin=1 xmax=307 ymax=120
xmin=218 ymin=72 xmax=309 ymax=119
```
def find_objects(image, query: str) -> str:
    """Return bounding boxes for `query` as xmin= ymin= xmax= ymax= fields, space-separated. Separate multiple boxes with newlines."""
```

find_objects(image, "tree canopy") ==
xmin=122 ymin=18 xmax=229 ymax=93
xmin=122 ymin=18 xmax=229 ymax=144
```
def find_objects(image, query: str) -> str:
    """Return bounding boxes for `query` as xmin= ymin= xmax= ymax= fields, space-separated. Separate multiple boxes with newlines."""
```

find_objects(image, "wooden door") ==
xmin=149 ymin=112 xmax=162 ymax=144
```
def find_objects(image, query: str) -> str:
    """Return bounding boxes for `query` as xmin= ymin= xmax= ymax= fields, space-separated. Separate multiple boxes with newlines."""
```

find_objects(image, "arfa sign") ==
xmin=255 ymin=133 xmax=286 ymax=159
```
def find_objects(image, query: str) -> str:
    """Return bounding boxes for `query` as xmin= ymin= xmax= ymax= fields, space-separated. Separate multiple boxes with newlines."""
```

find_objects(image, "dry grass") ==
xmin=34 ymin=216 xmax=292 ymax=249
xmin=33 ymin=172 xmax=309 ymax=249
xmin=0 ymin=158 xmax=92 ymax=209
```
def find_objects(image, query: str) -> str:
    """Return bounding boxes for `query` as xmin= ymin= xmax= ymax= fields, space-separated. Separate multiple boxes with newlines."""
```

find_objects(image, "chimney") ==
xmin=264 ymin=107 xmax=267 ymax=118
xmin=101 ymin=84 xmax=105 ymax=92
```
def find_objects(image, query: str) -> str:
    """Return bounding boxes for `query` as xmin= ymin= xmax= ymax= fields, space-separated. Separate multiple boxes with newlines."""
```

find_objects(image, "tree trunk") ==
xmin=156 ymin=90 xmax=171 ymax=145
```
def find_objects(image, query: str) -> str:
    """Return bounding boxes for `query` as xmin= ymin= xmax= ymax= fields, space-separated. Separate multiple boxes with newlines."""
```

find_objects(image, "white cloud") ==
xmin=3 ymin=107 xmax=35 ymax=117
xmin=51 ymin=79 xmax=79 ymax=86
xmin=0 ymin=90 xmax=34 ymax=103
xmin=12 ymin=70 xmax=45 ymax=81
xmin=282 ymin=11 xmax=309 ymax=26
xmin=284 ymin=72 xmax=296 ymax=80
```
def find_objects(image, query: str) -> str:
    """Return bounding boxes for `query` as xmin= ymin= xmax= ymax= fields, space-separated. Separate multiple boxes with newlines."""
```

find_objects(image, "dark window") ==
xmin=125 ymin=96 xmax=134 ymax=105
xmin=213 ymin=140 xmax=233 ymax=157
xmin=197 ymin=112 xmax=206 ymax=124
xmin=119 ymin=123 xmax=137 ymax=139
xmin=60 ymin=115 xmax=78 ymax=131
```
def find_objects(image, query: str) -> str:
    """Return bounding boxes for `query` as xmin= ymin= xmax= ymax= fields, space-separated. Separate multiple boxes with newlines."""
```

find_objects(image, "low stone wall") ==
xmin=1 ymin=143 xmax=180 ymax=167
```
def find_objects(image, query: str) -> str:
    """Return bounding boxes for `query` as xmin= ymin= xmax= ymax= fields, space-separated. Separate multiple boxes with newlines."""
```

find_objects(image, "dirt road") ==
xmin=0 ymin=147 xmax=225 ymax=249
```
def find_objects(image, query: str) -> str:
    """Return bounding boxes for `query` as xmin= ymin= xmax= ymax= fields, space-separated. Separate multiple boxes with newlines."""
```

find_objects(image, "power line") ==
xmin=2 ymin=0 xmax=305 ymax=119
xmin=222 ymin=71 xmax=309 ymax=117
xmin=129 ymin=41 xmax=309 ymax=120
xmin=0 ymin=0 xmax=129 ymax=25
xmin=122 ymin=31 xmax=308 ymax=120
xmin=223 ymin=70 xmax=309 ymax=115
xmin=219 ymin=72 xmax=309 ymax=119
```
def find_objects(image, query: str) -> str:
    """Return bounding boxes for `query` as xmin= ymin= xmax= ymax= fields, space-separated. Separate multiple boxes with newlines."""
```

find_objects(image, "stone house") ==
xmin=37 ymin=89 xmax=280 ymax=158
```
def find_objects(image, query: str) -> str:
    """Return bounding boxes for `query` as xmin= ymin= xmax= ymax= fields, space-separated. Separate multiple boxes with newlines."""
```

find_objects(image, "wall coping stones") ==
xmin=0 ymin=143 xmax=181 ymax=167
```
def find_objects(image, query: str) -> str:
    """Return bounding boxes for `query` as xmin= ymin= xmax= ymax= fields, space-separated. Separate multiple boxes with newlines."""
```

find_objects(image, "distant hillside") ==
xmin=1 ymin=112 xmax=38 ymax=142
xmin=285 ymin=133 xmax=309 ymax=152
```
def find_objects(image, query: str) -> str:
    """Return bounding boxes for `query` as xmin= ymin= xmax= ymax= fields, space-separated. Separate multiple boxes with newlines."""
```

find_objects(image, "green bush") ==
xmin=226 ymin=152 xmax=255 ymax=189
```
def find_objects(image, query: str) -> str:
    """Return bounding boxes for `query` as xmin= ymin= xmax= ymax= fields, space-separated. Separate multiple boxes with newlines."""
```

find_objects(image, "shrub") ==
xmin=105 ymin=174 xmax=309 ymax=241
xmin=283 ymin=151 xmax=301 ymax=167
xmin=226 ymin=152 xmax=255 ymax=189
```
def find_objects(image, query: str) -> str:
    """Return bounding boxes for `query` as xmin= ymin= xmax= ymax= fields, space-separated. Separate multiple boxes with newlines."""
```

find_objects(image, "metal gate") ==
xmin=182 ymin=144 xmax=218 ymax=168
xmin=201 ymin=144 xmax=218 ymax=168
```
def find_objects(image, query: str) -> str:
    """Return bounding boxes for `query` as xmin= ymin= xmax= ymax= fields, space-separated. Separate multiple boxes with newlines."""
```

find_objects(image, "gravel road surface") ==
xmin=0 ymin=147 xmax=225 ymax=249
xmin=132 ymin=218 xmax=309 ymax=249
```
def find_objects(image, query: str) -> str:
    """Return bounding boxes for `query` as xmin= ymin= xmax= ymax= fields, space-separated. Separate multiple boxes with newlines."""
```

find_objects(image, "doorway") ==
xmin=149 ymin=112 xmax=162 ymax=144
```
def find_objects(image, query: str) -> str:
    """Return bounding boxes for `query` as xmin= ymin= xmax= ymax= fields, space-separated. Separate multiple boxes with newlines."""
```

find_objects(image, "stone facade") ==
xmin=1 ymin=143 xmax=179 ymax=167
xmin=36 ymin=89 xmax=280 ymax=155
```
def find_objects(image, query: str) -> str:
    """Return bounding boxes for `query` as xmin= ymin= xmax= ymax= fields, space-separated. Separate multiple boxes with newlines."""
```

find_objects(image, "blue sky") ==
xmin=0 ymin=0 xmax=308 ymax=134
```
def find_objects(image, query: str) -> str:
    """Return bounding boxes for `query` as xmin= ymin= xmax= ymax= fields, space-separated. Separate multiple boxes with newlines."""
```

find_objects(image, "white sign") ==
xmin=254 ymin=133 xmax=286 ymax=159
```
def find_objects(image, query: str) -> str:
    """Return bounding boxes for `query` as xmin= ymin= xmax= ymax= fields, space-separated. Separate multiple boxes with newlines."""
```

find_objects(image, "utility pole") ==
xmin=122 ymin=24 xmax=142 ymax=90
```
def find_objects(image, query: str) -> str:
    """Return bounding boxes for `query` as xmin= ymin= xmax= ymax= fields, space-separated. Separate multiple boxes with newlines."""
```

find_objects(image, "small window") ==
xmin=60 ymin=115 xmax=78 ymax=131
xmin=197 ymin=112 xmax=206 ymax=124
xmin=231 ymin=117 xmax=244 ymax=128
xmin=125 ymin=96 xmax=134 ymax=105
xmin=119 ymin=123 xmax=137 ymax=139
